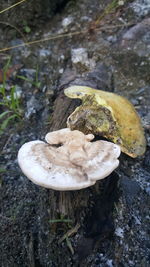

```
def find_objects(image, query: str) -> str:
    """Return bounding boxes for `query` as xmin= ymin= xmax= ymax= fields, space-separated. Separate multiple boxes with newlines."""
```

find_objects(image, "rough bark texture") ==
xmin=49 ymin=91 xmax=80 ymax=131
xmin=32 ymin=82 xmax=120 ymax=266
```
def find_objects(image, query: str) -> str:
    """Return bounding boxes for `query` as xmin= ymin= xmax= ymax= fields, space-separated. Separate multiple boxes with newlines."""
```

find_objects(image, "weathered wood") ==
xmin=42 ymin=91 xmax=118 ymax=240
xmin=49 ymin=91 xmax=80 ymax=131
xmin=36 ymin=67 xmax=120 ymax=264
xmin=48 ymin=90 xmax=92 ymax=219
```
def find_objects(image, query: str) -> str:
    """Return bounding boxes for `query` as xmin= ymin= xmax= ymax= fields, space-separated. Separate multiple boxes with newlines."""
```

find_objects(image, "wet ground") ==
xmin=0 ymin=0 xmax=150 ymax=266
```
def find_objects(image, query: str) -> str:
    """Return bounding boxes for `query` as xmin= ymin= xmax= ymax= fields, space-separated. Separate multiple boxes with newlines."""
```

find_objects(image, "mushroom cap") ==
xmin=64 ymin=85 xmax=146 ymax=158
xmin=18 ymin=129 xmax=121 ymax=191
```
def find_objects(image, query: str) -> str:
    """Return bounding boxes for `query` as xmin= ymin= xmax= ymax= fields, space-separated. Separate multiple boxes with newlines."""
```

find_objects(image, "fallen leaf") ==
xmin=0 ymin=64 xmax=22 ymax=83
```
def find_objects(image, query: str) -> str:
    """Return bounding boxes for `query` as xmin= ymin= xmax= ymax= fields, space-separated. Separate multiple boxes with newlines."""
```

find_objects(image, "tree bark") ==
xmin=48 ymin=90 xmax=92 ymax=220
xmin=35 ymin=88 xmax=119 ymax=266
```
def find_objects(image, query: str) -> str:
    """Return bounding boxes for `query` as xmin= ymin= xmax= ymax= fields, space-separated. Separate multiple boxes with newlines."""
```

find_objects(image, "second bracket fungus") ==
xmin=64 ymin=85 xmax=146 ymax=158
xmin=18 ymin=128 xmax=120 ymax=191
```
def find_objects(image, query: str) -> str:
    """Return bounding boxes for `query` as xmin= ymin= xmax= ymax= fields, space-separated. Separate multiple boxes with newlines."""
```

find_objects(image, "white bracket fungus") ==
xmin=18 ymin=128 xmax=121 ymax=191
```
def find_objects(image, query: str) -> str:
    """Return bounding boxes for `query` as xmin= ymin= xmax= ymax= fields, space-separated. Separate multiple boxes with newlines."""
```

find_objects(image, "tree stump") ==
xmin=35 ymin=89 xmax=120 ymax=266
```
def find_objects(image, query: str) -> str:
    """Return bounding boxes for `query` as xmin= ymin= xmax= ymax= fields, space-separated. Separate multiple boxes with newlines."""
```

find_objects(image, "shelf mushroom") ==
xmin=64 ymin=85 xmax=146 ymax=158
xmin=18 ymin=128 xmax=121 ymax=191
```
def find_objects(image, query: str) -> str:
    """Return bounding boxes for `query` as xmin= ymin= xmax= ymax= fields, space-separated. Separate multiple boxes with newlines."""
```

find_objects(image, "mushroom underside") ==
xmin=18 ymin=130 xmax=120 ymax=191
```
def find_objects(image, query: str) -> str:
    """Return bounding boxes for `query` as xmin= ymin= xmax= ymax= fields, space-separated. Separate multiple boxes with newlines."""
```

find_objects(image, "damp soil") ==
xmin=0 ymin=0 xmax=150 ymax=266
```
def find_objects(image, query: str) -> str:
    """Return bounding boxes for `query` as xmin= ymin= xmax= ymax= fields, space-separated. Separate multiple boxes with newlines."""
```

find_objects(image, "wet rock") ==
xmin=120 ymin=18 xmax=150 ymax=58
xmin=145 ymin=186 xmax=150 ymax=196
xmin=14 ymin=86 xmax=23 ymax=100
xmin=121 ymin=18 xmax=150 ymax=48
xmin=58 ymin=69 xmax=77 ymax=90
xmin=69 ymin=63 xmax=113 ymax=91
xmin=62 ymin=16 xmax=74 ymax=29
xmin=130 ymin=0 xmax=150 ymax=17
xmin=107 ymin=35 xmax=117 ymax=43
xmin=71 ymin=48 xmax=96 ymax=72
xmin=143 ymin=148 xmax=150 ymax=172
xmin=106 ymin=259 xmax=113 ymax=267
xmin=111 ymin=16 xmax=150 ymax=95
xmin=25 ymin=95 xmax=43 ymax=119
xmin=115 ymin=227 xmax=124 ymax=238
xmin=39 ymin=49 xmax=51 ymax=58
xmin=19 ymin=68 xmax=36 ymax=80
xmin=71 ymin=48 xmax=88 ymax=65
xmin=120 ymin=177 xmax=141 ymax=205
xmin=85 ymin=63 xmax=113 ymax=91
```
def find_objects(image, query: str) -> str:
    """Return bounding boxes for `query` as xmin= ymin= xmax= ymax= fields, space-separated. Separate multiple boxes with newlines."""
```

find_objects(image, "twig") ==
xmin=0 ymin=21 xmax=27 ymax=42
xmin=0 ymin=0 xmax=28 ymax=14
xmin=2 ymin=133 xmax=14 ymax=152
xmin=58 ymin=222 xmax=80 ymax=244
xmin=0 ymin=22 xmax=135 ymax=53
xmin=66 ymin=236 xmax=74 ymax=255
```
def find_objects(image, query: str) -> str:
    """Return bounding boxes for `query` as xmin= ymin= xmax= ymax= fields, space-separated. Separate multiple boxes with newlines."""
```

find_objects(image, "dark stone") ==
xmin=70 ymin=63 xmax=113 ymax=92
xmin=74 ymin=237 xmax=94 ymax=263
xmin=121 ymin=18 xmax=150 ymax=47
xmin=0 ymin=0 xmax=70 ymax=28
xmin=143 ymin=147 xmax=150 ymax=172
xmin=120 ymin=176 xmax=141 ymax=205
